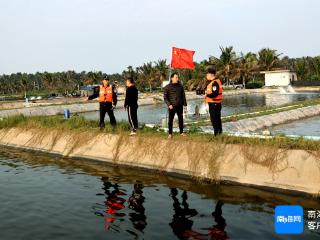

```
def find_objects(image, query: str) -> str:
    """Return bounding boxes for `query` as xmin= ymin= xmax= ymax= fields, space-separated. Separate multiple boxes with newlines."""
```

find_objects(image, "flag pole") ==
xmin=168 ymin=47 xmax=173 ymax=82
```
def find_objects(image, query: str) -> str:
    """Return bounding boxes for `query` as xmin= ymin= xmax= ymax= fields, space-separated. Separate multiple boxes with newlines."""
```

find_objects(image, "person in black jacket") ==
xmin=87 ymin=76 xmax=117 ymax=129
xmin=124 ymin=77 xmax=139 ymax=136
xmin=163 ymin=72 xmax=187 ymax=139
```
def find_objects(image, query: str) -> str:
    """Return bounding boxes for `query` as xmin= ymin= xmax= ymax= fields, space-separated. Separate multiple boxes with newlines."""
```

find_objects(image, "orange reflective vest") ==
xmin=99 ymin=85 xmax=113 ymax=103
xmin=205 ymin=79 xmax=223 ymax=103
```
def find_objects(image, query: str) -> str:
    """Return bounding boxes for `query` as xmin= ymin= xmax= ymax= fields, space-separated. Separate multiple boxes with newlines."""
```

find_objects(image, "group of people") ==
xmin=87 ymin=66 xmax=223 ymax=137
xmin=87 ymin=76 xmax=139 ymax=136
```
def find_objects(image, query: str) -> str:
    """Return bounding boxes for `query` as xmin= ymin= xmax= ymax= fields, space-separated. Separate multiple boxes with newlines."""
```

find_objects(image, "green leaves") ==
xmin=258 ymin=48 xmax=282 ymax=71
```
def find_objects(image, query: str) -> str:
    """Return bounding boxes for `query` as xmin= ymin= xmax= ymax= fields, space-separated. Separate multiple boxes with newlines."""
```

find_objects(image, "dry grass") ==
xmin=1 ymin=115 xmax=320 ymax=184
xmin=112 ymin=132 xmax=128 ymax=162
xmin=306 ymin=150 xmax=320 ymax=172
xmin=186 ymin=140 xmax=226 ymax=182
xmin=1 ymin=115 xmax=320 ymax=150
xmin=18 ymin=127 xmax=97 ymax=157
xmin=64 ymin=131 xmax=97 ymax=156
xmin=241 ymin=143 xmax=292 ymax=180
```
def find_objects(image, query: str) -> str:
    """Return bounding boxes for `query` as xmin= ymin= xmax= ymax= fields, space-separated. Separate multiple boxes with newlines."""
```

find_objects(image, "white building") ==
xmin=162 ymin=80 xmax=170 ymax=88
xmin=261 ymin=70 xmax=298 ymax=87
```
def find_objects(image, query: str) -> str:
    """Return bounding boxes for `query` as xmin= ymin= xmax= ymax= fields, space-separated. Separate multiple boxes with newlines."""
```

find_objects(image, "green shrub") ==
xmin=245 ymin=81 xmax=264 ymax=89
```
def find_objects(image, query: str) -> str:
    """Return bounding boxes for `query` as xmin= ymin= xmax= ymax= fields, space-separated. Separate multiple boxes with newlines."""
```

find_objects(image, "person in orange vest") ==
xmin=87 ymin=76 xmax=117 ymax=129
xmin=205 ymin=67 xmax=223 ymax=136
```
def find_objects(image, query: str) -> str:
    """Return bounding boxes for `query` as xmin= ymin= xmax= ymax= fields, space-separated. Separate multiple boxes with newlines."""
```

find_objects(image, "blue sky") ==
xmin=0 ymin=0 xmax=319 ymax=74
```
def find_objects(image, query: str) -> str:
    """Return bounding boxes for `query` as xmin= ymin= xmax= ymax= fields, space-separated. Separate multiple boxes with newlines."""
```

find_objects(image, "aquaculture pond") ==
xmin=0 ymin=147 xmax=319 ymax=239
xmin=272 ymin=116 xmax=320 ymax=137
xmin=81 ymin=92 xmax=320 ymax=124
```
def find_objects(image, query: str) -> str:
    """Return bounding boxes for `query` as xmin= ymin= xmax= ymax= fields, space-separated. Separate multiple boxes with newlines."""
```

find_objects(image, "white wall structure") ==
xmin=162 ymin=80 xmax=170 ymax=88
xmin=261 ymin=70 xmax=298 ymax=87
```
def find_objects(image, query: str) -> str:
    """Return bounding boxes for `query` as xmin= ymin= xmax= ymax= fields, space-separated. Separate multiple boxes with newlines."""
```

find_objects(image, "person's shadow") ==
xmin=207 ymin=200 xmax=228 ymax=240
xmin=169 ymin=188 xmax=198 ymax=239
xmin=101 ymin=177 xmax=127 ymax=232
xmin=128 ymin=183 xmax=147 ymax=233
xmin=169 ymin=193 xmax=228 ymax=240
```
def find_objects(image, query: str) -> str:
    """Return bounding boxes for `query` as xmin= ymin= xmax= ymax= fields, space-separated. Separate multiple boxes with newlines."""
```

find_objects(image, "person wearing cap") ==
xmin=87 ymin=76 xmax=117 ymax=129
xmin=205 ymin=67 xmax=223 ymax=136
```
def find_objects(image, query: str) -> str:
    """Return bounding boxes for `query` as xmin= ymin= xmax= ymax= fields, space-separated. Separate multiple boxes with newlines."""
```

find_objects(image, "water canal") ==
xmin=272 ymin=116 xmax=320 ymax=137
xmin=0 ymin=147 xmax=319 ymax=239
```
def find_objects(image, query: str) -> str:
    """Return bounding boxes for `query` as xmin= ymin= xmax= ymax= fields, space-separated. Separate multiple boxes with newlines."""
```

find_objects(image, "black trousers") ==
xmin=208 ymin=103 xmax=222 ymax=136
xmin=168 ymin=105 xmax=184 ymax=134
xmin=127 ymin=105 xmax=138 ymax=132
xmin=99 ymin=102 xmax=116 ymax=128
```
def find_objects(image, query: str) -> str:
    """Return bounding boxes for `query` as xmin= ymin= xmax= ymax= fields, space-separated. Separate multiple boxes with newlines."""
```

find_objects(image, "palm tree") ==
xmin=294 ymin=58 xmax=308 ymax=80
xmin=122 ymin=65 xmax=137 ymax=80
xmin=308 ymin=56 xmax=320 ymax=80
xmin=137 ymin=62 xmax=156 ymax=92
xmin=258 ymin=48 xmax=282 ymax=71
xmin=187 ymin=60 xmax=208 ymax=91
xmin=210 ymin=46 xmax=237 ymax=86
xmin=154 ymin=59 xmax=168 ymax=87
xmin=238 ymin=52 xmax=258 ymax=88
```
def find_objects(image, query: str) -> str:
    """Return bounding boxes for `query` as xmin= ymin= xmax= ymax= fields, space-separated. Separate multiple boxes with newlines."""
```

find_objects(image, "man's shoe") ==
xmin=180 ymin=132 xmax=187 ymax=137
xmin=129 ymin=131 xmax=137 ymax=136
xmin=168 ymin=134 xmax=173 ymax=139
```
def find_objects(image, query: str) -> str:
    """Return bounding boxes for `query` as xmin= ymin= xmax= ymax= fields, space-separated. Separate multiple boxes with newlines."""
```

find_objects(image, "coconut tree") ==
xmin=122 ymin=65 xmax=137 ymax=80
xmin=294 ymin=58 xmax=308 ymax=80
xmin=154 ymin=59 xmax=169 ymax=87
xmin=188 ymin=60 xmax=208 ymax=91
xmin=210 ymin=46 xmax=237 ymax=86
xmin=238 ymin=52 xmax=258 ymax=88
xmin=308 ymin=56 xmax=320 ymax=80
xmin=258 ymin=48 xmax=282 ymax=71
xmin=137 ymin=62 xmax=156 ymax=92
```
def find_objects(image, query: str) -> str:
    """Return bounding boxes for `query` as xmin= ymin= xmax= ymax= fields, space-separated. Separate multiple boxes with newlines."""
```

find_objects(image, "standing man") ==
xmin=205 ymin=67 xmax=223 ymax=136
xmin=87 ymin=76 xmax=117 ymax=129
xmin=163 ymin=72 xmax=187 ymax=139
xmin=124 ymin=77 xmax=139 ymax=136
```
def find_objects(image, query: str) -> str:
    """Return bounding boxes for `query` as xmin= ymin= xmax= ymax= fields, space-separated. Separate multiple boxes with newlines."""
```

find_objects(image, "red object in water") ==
xmin=171 ymin=47 xmax=195 ymax=69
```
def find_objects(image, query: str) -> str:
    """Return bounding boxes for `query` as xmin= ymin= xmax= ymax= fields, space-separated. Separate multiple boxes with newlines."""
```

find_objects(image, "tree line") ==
xmin=1 ymin=47 xmax=320 ymax=95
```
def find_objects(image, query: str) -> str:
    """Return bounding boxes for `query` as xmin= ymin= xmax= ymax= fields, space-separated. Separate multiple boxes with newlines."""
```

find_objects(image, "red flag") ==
xmin=171 ymin=47 xmax=195 ymax=70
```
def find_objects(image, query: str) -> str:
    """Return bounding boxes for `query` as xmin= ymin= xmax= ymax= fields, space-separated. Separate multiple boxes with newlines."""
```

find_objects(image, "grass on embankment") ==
xmin=1 ymin=114 xmax=320 ymax=151
xmin=187 ymin=96 xmax=320 ymax=127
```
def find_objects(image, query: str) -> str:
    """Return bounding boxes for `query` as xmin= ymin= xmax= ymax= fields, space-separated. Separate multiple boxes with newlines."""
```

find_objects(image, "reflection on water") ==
xmin=168 ymin=188 xmax=228 ymax=240
xmin=272 ymin=116 xmax=320 ymax=137
xmin=0 ymin=147 xmax=320 ymax=240
xmin=81 ymin=92 xmax=320 ymax=124
xmin=169 ymin=188 xmax=199 ymax=239
xmin=94 ymin=178 xmax=127 ymax=232
xmin=93 ymin=178 xmax=148 ymax=236
xmin=128 ymin=183 xmax=147 ymax=234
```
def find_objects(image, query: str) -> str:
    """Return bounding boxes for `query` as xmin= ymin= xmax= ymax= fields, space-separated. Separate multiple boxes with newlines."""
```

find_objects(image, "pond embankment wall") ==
xmin=0 ymin=128 xmax=319 ymax=196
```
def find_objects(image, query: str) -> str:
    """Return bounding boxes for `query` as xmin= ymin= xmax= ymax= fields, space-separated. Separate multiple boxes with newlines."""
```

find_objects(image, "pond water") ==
xmin=81 ymin=92 xmax=320 ymax=124
xmin=0 ymin=147 xmax=319 ymax=240
xmin=272 ymin=116 xmax=320 ymax=137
